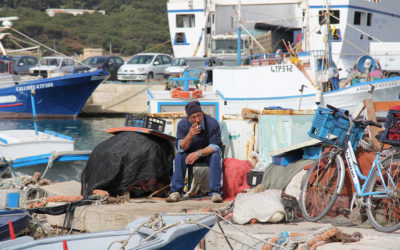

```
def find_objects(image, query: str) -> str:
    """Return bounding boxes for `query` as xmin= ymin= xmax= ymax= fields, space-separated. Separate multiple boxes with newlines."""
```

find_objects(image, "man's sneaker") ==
xmin=211 ymin=193 xmax=223 ymax=203
xmin=165 ymin=192 xmax=183 ymax=202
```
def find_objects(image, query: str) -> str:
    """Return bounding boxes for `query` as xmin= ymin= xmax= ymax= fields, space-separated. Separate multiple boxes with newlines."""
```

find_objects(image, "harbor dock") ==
xmin=32 ymin=181 xmax=399 ymax=250
xmin=81 ymin=82 xmax=165 ymax=115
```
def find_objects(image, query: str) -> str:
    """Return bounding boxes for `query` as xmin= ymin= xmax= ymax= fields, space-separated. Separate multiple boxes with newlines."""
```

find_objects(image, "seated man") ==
xmin=166 ymin=101 xmax=223 ymax=203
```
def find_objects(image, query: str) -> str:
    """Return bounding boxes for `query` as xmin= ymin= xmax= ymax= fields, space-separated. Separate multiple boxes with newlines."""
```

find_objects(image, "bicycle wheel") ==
xmin=366 ymin=152 xmax=400 ymax=232
xmin=300 ymin=151 xmax=345 ymax=221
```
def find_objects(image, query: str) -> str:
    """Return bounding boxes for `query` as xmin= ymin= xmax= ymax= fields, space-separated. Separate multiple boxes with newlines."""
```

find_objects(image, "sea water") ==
xmin=0 ymin=117 xmax=125 ymax=182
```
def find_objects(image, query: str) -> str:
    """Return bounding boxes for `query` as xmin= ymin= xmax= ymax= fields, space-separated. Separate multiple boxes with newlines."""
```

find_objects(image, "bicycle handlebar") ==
xmin=326 ymin=104 xmax=350 ymax=119
xmin=326 ymin=104 xmax=382 ymax=128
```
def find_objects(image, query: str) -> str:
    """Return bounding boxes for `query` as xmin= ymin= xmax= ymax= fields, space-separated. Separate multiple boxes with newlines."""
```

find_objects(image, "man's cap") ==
xmin=185 ymin=101 xmax=202 ymax=117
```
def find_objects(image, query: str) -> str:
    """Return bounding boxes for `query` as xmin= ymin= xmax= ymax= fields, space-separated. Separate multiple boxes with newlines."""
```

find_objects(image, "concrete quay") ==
xmin=37 ymin=181 xmax=400 ymax=250
xmin=82 ymin=81 xmax=165 ymax=115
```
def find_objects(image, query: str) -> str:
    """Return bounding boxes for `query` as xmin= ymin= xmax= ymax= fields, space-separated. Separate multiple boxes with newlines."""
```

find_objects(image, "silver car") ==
xmin=117 ymin=53 xmax=173 ymax=81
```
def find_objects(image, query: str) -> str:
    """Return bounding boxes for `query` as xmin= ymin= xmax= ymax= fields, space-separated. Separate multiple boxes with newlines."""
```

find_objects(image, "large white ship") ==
xmin=167 ymin=0 xmax=400 ymax=75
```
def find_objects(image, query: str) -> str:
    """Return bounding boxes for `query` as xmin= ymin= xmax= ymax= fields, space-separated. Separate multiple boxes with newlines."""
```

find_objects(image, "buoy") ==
xmin=8 ymin=220 xmax=15 ymax=240
xmin=63 ymin=239 xmax=68 ymax=250
xmin=171 ymin=87 xmax=202 ymax=99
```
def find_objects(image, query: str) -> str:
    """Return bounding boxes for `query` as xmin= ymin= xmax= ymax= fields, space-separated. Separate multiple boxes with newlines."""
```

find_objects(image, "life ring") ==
xmin=171 ymin=87 xmax=202 ymax=99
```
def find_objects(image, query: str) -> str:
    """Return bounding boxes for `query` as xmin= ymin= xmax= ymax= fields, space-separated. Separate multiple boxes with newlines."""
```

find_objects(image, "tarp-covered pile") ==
xmin=81 ymin=132 xmax=174 ymax=197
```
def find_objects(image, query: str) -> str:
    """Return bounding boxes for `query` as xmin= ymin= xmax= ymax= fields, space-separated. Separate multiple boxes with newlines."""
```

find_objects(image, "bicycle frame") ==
xmin=344 ymin=140 xmax=396 ymax=198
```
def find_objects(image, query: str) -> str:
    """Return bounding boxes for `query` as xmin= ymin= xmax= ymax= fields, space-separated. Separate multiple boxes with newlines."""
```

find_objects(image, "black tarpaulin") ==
xmin=80 ymin=132 xmax=174 ymax=197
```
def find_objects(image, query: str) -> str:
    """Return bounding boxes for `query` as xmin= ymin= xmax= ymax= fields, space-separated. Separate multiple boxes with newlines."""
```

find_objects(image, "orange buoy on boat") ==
xmin=171 ymin=87 xmax=202 ymax=98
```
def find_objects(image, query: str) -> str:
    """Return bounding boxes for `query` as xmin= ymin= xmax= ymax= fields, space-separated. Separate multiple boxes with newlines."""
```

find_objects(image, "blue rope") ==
xmin=275 ymin=231 xmax=290 ymax=249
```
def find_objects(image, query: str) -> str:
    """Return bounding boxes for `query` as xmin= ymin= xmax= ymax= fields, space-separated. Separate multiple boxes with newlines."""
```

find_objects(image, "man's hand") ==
xmin=185 ymin=151 xmax=200 ymax=165
xmin=188 ymin=122 xmax=201 ymax=138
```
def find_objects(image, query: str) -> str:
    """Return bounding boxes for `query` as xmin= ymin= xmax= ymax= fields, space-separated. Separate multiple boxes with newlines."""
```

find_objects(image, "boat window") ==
xmin=160 ymin=104 xmax=217 ymax=119
xmin=316 ymin=58 xmax=327 ymax=71
xmin=367 ymin=13 xmax=372 ymax=26
xmin=0 ymin=61 xmax=5 ymax=73
xmin=211 ymin=39 xmax=242 ymax=54
xmin=318 ymin=10 xmax=340 ymax=25
xmin=332 ymin=28 xmax=342 ymax=41
xmin=176 ymin=14 xmax=195 ymax=28
xmin=175 ymin=32 xmax=187 ymax=44
xmin=354 ymin=11 xmax=362 ymax=25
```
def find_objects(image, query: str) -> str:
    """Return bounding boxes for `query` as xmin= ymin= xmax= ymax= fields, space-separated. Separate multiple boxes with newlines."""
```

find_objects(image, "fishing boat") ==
xmin=0 ymin=17 xmax=109 ymax=118
xmin=0 ymin=89 xmax=91 ymax=181
xmin=147 ymin=0 xmax=400 ymax=119
xmin=0 ymin=210 xmax=30 ymax=241
xmin=0 ymin=213 xmax=216 ymax=250
xmin=0 ymin=56 xmax=109 ymax=119
xmin=0 ymin=129 xmax=91 ymax=181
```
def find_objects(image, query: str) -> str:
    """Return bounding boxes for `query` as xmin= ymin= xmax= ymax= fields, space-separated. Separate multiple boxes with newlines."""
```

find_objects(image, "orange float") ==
xmin=171 ymin=87 xmax=202 ymax=98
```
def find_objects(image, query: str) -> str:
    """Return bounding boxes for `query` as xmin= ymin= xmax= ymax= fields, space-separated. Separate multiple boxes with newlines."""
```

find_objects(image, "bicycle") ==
xmin=299 ymin=104 xmax=400 ymax=232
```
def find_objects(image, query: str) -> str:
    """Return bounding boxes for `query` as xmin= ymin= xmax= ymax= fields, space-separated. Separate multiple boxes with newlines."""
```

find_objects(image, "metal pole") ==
xmin=30 ymin=89 xmax=38 ymax=135
xmin=184 ymin=69 xmax=189 ymax=91
xmin=237 ymin=1 xmax=241 ymax=66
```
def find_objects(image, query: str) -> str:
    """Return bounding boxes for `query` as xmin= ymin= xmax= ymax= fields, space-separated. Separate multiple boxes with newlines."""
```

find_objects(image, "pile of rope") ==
xmin=262 ymin=227 xmax=362 ymax=250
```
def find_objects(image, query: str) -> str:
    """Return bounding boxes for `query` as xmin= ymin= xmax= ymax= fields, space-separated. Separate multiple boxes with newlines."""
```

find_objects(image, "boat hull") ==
xmin=0 ymin=213 xmax=216 ymax=250
xmin=148 ymin=77 xmax=400 ymax=120
xmin=216 ymin=77 xmax=400 ymax=115
xmin=0 ymin=70 xmax=109 ymax=118
xmin=0 ymin=210 xmax=30 ymax=241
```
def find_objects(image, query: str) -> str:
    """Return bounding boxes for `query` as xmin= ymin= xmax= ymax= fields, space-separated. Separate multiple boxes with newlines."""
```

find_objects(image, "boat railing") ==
xmin=248 ymin=50 xmax=325 ymax=67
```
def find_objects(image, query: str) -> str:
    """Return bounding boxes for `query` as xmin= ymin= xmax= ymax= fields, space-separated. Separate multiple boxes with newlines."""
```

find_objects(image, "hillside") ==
xmin=0 ymin=0 xmax=172 ymax=57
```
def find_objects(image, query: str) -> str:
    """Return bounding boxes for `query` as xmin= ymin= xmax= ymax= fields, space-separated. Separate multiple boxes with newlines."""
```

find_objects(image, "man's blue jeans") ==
xmin=170 ymin=151 xmax=222 ymax=194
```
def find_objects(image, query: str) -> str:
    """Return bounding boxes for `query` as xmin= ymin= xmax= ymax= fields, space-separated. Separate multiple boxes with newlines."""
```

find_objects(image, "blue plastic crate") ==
xmin=125 ymin=114 xmax=166 ymax=132
xmin=125 ymin=114 xmax=145 ymax=127
xmin=379 ymin=109 xmax=400 ymax=146
xmin=6 ymin=192 xmax=19 ymax=208
xmin=308 ymin=107 xmax=365 ymax=150
xmin=272 ymin=151 xmax=302 ymax=166
xmin=303 ymin=146 xmax=324 ymax=160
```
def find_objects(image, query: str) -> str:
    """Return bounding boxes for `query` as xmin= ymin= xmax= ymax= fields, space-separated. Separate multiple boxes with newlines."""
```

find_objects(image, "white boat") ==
xmin=0 ymin=128 xmax=90 ymax=181
xmin=147 ymin=0 xmax=400 ymax=119
xmin=167 ymin=0 xmax=400 ymax=77
xmin=0 ymin=213 xmax=217 ymax=250
xmin=0 ymin=130 xmax=74 ymax=161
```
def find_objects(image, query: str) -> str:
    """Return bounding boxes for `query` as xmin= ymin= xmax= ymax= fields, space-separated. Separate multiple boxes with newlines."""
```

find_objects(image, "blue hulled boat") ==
xmin=0 ymin=210 xmax=30 ymax=241
xmin=0 ymin=213 xmax=216 ymax=249
xmin=0 ymin=57 xmax=109 ymax=118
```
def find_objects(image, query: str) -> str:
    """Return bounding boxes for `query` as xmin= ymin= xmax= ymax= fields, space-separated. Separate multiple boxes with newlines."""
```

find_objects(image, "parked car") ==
xmin=163 ymin=57 xmax=206 ymax=79
xmin=29 ymin=56 xmax=76 ymax=78
xmin=117 ymin=53 xmax=173 ymax=81
xmin=163 ymin=58 xmax=189 ymax=79
xmin=74 ymin=55 xmax=124 ymax=81
xmin=9 ymin=55 xmax=38 ymax=75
